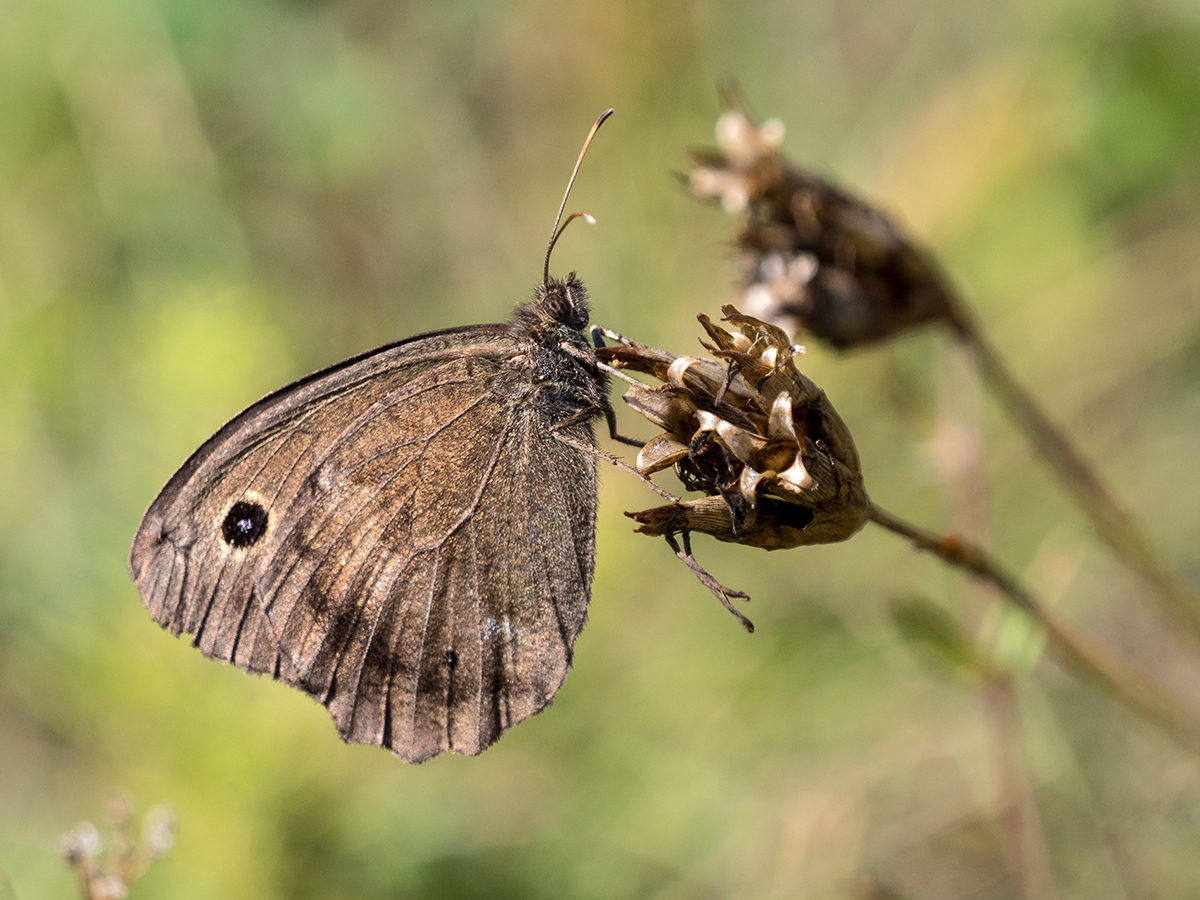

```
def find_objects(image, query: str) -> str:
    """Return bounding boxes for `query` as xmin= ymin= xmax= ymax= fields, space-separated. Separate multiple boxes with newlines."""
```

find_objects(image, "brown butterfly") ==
xmin=129 ymin=111 xmax=625 ymax=763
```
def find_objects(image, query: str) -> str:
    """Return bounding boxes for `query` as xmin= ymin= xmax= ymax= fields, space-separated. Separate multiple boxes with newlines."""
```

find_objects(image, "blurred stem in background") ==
xmin=867 ymin=502 xmax=1200 ymax=753
xmin=931 ymin=338 xmax=1058 ymax=900
xmin=952 ymin=309 xmax=1200 ymax=638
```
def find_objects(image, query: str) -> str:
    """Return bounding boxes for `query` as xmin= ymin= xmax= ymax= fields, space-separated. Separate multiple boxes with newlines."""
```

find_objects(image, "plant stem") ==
xmin=983 ymin=673 xmax=1060 ymax=900
xmin=948 ymin=310 xmax=1200 ymax=639
xmin=866 ymin=500 xmax=1200 ymax=753
xmin=934 ymin=340 xmax=1058 ymax=900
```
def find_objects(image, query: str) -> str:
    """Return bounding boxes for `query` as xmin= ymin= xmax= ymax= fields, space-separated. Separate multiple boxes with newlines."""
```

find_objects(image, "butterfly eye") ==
xmin=540 ymin=279 xmax=589 ymax=330
xmin=562 ymin=286 xmax=588 ymax=329
xmin=221 ymin=501 xmax=269 ymax=548
xmin=541 ymin=286 xmax=574 ymax=326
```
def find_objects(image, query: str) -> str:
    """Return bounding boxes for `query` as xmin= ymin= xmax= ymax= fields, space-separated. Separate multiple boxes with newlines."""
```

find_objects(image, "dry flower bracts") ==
xmin=598 ymin=307 xmax=869 ymax=600
xmin=689 ymin=108 xmax=958 ymax=347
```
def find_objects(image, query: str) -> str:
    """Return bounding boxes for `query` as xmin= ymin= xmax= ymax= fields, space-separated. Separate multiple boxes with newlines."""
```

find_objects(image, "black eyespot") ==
xmin=444 ymin=649 xmax=457 ymax=669
xmin=221 ymin=501 xmax=269 ymax=548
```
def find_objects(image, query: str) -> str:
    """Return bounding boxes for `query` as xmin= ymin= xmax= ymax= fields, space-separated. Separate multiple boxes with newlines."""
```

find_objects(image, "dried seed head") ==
xmin=689 ymin=107 xmax=960 ymax=348
xmin=598 ymin=307 xmax=870 ymax=550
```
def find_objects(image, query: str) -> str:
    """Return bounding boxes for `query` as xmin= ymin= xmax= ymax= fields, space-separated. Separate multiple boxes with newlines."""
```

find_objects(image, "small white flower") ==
xmin=58 ymin=822 xmax=101 ymax=862
xmin=143 ymin=806 xmax=177 ymax=857
xmin=93 ymin=875 xmax=129 ymax=900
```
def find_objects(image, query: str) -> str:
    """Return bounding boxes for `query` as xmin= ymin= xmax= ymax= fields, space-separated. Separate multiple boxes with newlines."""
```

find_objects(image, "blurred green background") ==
xmin=3 ymin=0 xmax=1200 ymax=897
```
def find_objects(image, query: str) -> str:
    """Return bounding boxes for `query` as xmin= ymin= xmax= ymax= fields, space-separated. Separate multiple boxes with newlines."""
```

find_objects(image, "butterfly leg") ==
xmin=663 ymin=531 xmax=754 ymax=633
xmin=590 ymin=324 xmax=630 ymax=348
xmin=549 ymin=425 xmax=679 ymax=504
xmin=550 ymin=399 xmax=642 ymax=447
xmin=713 ymin=360 xmax=740 ymax=408
xmin=556 ymin=340 xmax=646 ymax=448
xmin=603 ymin=400 xmax=644 ymax=448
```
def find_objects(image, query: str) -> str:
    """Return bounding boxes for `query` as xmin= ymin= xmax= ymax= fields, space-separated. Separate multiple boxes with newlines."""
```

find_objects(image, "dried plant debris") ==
xmin=688 ymin=103 xmax=1200 ymax=647
xmin=689 ymin=108 xmax=960 ymax=348
xmin=58 ymin=796 xmax=175 ymax=900
xmin=597 ymin=307 xmax=870 ymax=627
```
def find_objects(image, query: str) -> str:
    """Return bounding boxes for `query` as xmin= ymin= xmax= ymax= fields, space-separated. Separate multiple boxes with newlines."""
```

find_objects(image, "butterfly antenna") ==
xmin=544 ymin=108 xmax=614 ymax=285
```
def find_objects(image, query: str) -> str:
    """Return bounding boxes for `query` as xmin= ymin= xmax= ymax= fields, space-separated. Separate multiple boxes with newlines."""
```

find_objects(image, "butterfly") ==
xmin=129 ymin=111 xmax=622 ymax=763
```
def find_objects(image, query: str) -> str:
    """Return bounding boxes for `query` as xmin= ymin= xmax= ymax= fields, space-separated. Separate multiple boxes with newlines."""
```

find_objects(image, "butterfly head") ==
xmin=537 ymin=272 xmax=590 ymax=331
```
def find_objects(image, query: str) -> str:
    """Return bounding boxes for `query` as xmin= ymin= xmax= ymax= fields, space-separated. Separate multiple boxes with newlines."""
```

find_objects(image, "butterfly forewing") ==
xmin=130 ymin=316 xmax=599 ymax=763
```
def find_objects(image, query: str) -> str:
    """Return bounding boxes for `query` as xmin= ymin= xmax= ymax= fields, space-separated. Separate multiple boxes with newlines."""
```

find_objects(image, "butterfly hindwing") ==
xmin=130 ymin=322 xmax=598 ymax=762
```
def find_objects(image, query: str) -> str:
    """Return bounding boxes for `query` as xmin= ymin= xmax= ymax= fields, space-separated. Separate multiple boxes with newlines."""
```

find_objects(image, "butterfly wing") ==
xmin=130 ymin=325 xmax=597 ymax=762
